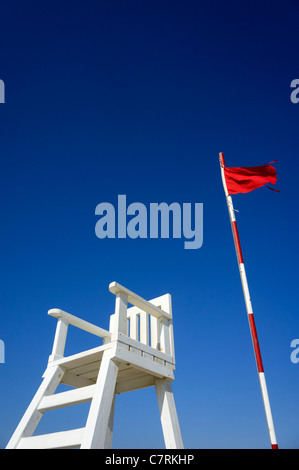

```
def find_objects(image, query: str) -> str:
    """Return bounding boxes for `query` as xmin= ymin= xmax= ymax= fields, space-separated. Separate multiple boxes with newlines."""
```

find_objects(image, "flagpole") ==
xmin=219 ymin=152 xmax=278 ymax=449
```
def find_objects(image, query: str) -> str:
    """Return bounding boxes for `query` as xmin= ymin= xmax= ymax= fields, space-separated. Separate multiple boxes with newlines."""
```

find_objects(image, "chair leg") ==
xmin=155 ymin=378 xmax=184 ymax=449
xmin=6 ymin=365 xmax=64 ymax=449
xmin=81 ymin=349 xmax=119 ymax=449
xmin=104 ymin=395 xmax=115 ymax=449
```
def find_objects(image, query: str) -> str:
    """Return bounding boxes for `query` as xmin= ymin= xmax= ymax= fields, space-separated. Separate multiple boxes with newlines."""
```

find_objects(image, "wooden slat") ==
xmin=127 ymin=307 xmax=149 ymax=345
xmin=38 ymin=385 xmax=96 ymax=412
xmin=116 ymin=333 xmax=174 ymax=364
xmin=61 ymin=372 xmax=94 ymax=388
xmin=116 ymin=367 xmax=143 ymax=383
xmin=116 ymin=375 xmax=155 ymax=394
xmin=140 ymin=311 xmax=149 ymax=345
xmin=169 ymin=322 xmax=175 ymax=363
xmin=130 ymin=313 xmax=139 ymax=340
xmin=150 ymin=315 xmax=160 ymax=350
xmin=160 ymin=318 xmax=171 ymax=355
xmin=44 ymin=343 xmax=112 ymax=376
xmin=115 ymin=342 xmax=174 ymax=380
xmin=66 ymin=360 xmax=102 ymax=377
xmin=17 ymin=428 xmax=85 ymax=449
xmin=109 ymin=282 xmax=172 ymax=320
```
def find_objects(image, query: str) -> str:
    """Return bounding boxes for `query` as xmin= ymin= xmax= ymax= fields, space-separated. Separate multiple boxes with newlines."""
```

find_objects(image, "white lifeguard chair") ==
xmin=6 ymin=282 xmax=183 ymax=449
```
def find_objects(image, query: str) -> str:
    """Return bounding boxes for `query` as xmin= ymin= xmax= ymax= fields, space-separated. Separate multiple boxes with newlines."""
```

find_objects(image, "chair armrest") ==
xmin=48 ymin=309 xmax=112 ymax=340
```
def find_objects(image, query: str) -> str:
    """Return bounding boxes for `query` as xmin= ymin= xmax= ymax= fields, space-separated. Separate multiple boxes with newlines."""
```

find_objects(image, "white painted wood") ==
xmin=160 ymin=318 xmax=171 ymax=356
xmin=48 ymin=309 xmax=111 ymax=340
xmin=116 ymin=368 xmax=146 ymax=383
xmin=168 ymin=322 xmax=175 ymax=364
xmin=104 ymin=395 xmax=115 ymax=448
xmin=150 ymin=315 xmax=160 ymax=350
xmin=125 ymin=293 xmax=174 ymax=361
xmin=6 ymin=365 xmax=65 ymax=449
xmin=116 ymin=332 xmax=174 ymax=364
xmin=127 ymin=306 xmax=150 ymax=345
xmin=18 ymin=428 xmax=85 ymax=449
xmin=112 ymin=293 xmax=128 ymax=336
xmin=115 ymin=375 xmax=155 ymax=394
xmin=140 ymin=310 xmax=149 ymax=345
xmin=109 ymin=312 xmax=116 ymax=335
xmin=81 ymin=349 xmax=119 ymax=449
xmin=49 ymin=318 xmax=68 ymax=362
xmin=37 ymin=384 xmax=96 ymax=412
xmin=42 ymin=342 xmax=113 ymax=377
xmin=164 ymin=294 xmax=175 ymax=361
xmin=130 ymin=312 xmax=139 ymax=340
xmin=150 ymin=293 xmax=172 ymax=311
xmin=109 ymin=282 xmax=172 ymax=320
xmin=115 ymin=341 xmax=174 ymax=380
xmin=61 ymin=372 xmax=94 ymax=389
xmin=149 ymin=293 xmax=175 ymax=362
xmin=155 ymin=379 xmax=184 ymax=449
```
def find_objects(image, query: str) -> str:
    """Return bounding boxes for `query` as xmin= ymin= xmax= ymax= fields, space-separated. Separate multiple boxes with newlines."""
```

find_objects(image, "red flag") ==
xmin=223 ymin=163 xmax=278 ymax=195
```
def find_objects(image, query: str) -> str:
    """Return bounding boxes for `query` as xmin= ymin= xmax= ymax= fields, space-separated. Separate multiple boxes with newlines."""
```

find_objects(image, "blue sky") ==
xmin=0 ymin=0 xmax=299 ymax=449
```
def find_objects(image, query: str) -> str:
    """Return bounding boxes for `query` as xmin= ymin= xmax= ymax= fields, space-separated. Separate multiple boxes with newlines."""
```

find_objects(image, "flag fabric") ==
xmin=223 ymin=162 xmax=278 ymax=195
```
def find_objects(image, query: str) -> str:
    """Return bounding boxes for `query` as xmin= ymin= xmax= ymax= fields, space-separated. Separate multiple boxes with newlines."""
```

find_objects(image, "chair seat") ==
xmin=46 ymin=335 xmax=175 ymax=394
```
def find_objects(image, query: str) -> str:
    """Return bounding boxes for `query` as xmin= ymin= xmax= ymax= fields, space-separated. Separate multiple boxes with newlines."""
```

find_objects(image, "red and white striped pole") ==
xmin=219 ymin=152 xmax=278 ymax=449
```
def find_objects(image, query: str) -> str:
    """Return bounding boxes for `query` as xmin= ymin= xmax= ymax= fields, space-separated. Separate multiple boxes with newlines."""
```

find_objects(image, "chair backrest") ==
xmin=109 ymin=282 xmax=175 ymax=363
xmin=47 ymin=282 xmax=175 ymax=365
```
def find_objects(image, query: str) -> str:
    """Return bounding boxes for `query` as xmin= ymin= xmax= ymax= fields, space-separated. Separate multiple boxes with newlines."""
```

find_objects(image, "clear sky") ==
xmin=0 ymin=0 xmax=298 ymax=449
